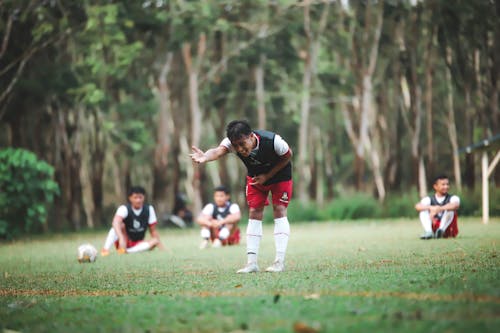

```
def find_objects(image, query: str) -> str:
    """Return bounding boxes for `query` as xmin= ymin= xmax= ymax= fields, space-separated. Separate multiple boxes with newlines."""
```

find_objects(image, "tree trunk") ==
xmin=255 ymin=54 xmax=266 ymax=130
xmin=153 ymin=52 xmax=173 ymax=215
xmin=297 ymin=2 xmax=329 ymax=202
xmin=182 ymin=34 xmax=206 ymax=215
xmin=445 ymin=48 xmax=462 ymax=190
xmin=464 ymin=88 xmax=475 ymax=189
xmin=362 ymin=74 xmax=385 ymax=201
xmin=89 ymin=108 xmax=105 ymax=227
xmin=54 ymin=107 xmax=84 ymax=230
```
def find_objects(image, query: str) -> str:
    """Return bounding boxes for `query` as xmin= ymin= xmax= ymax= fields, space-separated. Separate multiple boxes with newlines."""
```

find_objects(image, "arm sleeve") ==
xmin=220 ymin=138 xmax=233 ymax=152
xmin=148 ymin=206 xmax=158 ymax=225
xmin=201 ymin=204 xmax=215 ymax=216
xmin=420 ymin=197 xmax=431 ymax=206
xmin=116 ymin=205 xmax=128 ymax=218
xmin=273 ymin=134 xmax=290 ymax=156
xmin=229 ymin=203 xmax=241 ymax=214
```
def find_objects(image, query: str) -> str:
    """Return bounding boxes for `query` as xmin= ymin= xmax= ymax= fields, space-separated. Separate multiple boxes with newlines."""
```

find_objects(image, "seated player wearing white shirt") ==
xmin=415 ymin=175 xmax=460 ymax=239
xmin=196 ymin=185 xmax=241 ymax=249
xmin=101 ymin=186 xmax=165 ymax=255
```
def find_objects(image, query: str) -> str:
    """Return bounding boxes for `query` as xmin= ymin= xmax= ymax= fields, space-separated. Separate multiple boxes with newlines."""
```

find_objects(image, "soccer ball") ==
xmin=77 ymin=243 xmax=98 ymax=263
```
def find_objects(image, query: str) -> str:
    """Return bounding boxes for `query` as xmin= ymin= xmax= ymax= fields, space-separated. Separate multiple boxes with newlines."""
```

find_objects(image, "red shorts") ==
xmin=114 ymin=238 xmax=144 ymax=249
xmin=245 ymin=176 xmax=293 ymax=209
xmin=432 ymin=213 xmax=459 ymax=238
xmin=210 ymin=227 xmax=241 ymax=246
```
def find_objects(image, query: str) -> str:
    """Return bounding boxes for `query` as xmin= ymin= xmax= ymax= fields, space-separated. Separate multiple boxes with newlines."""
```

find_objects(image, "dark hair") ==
xmin=214 ymin=185 xmax=230 ymax=194
xmin=226 ymin=120 xmax=252 ymax=142
xmin=432 ymin=174 xmax=449 ymax=185
xmin=128 ymin=186 xmax=146 ymax=196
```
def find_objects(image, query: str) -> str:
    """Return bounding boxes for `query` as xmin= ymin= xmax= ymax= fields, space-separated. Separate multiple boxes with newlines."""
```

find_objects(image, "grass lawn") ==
xmin=0 ymin=217 xmax=499 ymax=332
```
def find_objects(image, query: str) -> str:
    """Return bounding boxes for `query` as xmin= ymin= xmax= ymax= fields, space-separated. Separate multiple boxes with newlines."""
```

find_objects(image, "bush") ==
xmin=382 ymin=191 xmax=418 ymax=218
xmin=456 ymin=187 xmax=500 ymax=217
xmin=322 ymin=194 xmax=381 ymax=220
xmin=0 ymin=148 xmax=59 ymax=239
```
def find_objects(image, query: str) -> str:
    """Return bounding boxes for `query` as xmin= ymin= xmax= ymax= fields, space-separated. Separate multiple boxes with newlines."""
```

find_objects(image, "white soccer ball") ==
xmin=77 ymin=243 xmax=98 ymax=263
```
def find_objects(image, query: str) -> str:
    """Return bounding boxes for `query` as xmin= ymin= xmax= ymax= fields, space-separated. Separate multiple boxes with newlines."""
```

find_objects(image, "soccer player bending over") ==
xmin=190 ymin=120 xmax=293 ymax=273
xmin=415 ymin=174 xmax=460 ymax=240
xmin=101 ymin=186 xmax=165 ymax=255
xmin=196 ymin=185 xmax=241 ymax=249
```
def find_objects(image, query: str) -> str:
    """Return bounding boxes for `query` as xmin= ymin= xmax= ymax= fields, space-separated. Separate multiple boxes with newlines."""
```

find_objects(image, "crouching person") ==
xmin=197 ymin=186 xmax=241 ymax=249
xmin=101 ymin=186 xmax=165 ymax=255
xmin=415 ymin=174 xmax=460 ymax=239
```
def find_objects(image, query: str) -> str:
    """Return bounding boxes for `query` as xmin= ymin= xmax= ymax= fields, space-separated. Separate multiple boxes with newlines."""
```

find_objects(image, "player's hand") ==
xmin=429 ymin=206 xmax=439 ymax=218
xmin=190 ymin=146 xmax=207 ymax=164
xmin=249 ymin=174 xmax=267 ymax=185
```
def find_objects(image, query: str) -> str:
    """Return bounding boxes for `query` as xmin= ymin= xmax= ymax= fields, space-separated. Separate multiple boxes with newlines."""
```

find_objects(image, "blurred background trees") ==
xmin=1 ymin=0 xmax=498 ymax=234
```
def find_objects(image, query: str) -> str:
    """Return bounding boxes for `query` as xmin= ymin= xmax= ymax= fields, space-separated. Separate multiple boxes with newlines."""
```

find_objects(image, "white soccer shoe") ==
xmin=236 ymin=262 xmax=259 ymax=274
xmin=265 ymin=260 xmax=285 ymax=273
xmin=199 ymin=239 xmax=210 ymax=249
xmin=212 ymin=238 xmax=222 ymax=248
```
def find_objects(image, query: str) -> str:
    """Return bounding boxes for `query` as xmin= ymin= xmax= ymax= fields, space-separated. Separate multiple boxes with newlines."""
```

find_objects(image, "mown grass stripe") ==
xmin=1 ymin=288 xmax=499 ymax=304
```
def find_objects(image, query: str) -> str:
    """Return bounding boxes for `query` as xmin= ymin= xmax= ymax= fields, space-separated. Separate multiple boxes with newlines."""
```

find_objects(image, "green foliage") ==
xmin=264 ymin=189 xmax=496 ymax=224
xmin=456 ymin=187 xmax=500 ymax=217
xmin=0 ymin=148 xmax=59 ymax=239
xmin=322 ymin=194 xmax=382 ymax=220
xmin=381 ymin=191 xmax=419 ymax=218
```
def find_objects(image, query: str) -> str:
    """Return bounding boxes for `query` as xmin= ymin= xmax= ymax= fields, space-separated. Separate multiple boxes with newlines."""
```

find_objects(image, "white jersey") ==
xmin=220 ymin=133 xmax=289 ymax=156
xmin=115 ymin=205 xmax=158 ymax=225
xmin=420 ymin=194 xmax=460 ymax=206
xmin=201 ymin=202 xmax=240 ymax=218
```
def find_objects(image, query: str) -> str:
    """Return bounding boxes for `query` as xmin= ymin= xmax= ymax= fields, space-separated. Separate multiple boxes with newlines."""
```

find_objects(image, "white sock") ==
xmin=274 ymin=217 xmax=290 ymax=262
xmin=439 ymin=211 xmax=455 ymax=231
xmin=126 ymin=241 xmax=151 ymax=253
xmin=246 ymin=219 xmax=262 ymax=264
xmin=103 ymin=228 xmax=118 ymax=250
xmin=419 ymin=211 xmax=433 ymax=233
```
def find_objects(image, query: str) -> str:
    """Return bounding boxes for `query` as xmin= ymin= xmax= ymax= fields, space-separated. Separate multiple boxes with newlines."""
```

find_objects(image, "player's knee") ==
xmin=219 ymin=227 xmax=230 ymax=240
xmin=272 ymin=204 xmax=287 ymax=218
xmin=200 ymin=228 xmax=211 ymax=239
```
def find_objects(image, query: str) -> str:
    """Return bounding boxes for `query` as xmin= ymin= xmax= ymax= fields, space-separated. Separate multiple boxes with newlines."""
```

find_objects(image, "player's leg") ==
xmin=101 ymin=228 xmax=118 ymax=256
xmin=237 ymin=177 xmax=268 ymax=273
xmin=435 ymin=210 xmax=455 ymax=238
xmin=266 ymin=180 xmax=292 ymax=272
xmin=213 ymin=225 xmax=232 ymax=247
xmin=126 ymin=238 xmax=159 ymax=253
xmin=199 ymin=227 xmax=211 ymax=249
xmin=419 ymin=210 xmax=434 ymax=239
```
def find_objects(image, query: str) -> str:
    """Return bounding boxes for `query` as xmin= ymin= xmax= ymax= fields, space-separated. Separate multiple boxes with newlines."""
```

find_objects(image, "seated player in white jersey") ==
xmin=101 ymin=186 xmax=165 ymax=255
xmin=415 ymin=174 xmax=460 ymax=239
xmin=196 ymin=185 xmax=241 ymax=249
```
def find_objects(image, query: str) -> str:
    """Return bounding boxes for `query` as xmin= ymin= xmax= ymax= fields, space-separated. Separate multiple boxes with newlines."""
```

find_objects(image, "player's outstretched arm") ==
xmin=190 ymin=145 xmax=228 ymax=164
xmin=149 ymin=224 xmax=165 ymax=250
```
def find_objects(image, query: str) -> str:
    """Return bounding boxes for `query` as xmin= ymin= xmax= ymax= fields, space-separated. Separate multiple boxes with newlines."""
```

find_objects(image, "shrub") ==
xmin=382 ymin=191 xmax=418 ymax=218
xmin=0 ymin=148 xmax=60 ymax=239
xmin=322 ymin=194 xmax=381 ymax=220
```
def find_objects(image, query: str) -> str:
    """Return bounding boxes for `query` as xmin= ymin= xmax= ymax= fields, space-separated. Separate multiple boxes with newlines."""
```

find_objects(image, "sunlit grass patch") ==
xmin=0 ymin=218 xmax=499 ymax=332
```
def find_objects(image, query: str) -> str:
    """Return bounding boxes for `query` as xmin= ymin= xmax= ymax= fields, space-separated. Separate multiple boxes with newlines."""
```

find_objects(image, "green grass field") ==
xmin=1 ymin=218 xmax=499 ymax=332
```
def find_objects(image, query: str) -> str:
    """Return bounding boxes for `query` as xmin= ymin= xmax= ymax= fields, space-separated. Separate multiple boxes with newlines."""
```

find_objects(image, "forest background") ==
xmin=0 ymin=0 xmax=499 ymax=237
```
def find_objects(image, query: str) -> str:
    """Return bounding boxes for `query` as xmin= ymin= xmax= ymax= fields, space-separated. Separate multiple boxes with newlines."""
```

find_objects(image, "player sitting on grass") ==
xmin=196 ymin=185 xmax=241 ymax=249
xmin=415 ymin=174 xmax=460 ymax=239
xmin=190 ymin=120 xmax=293 ymax=273
xmin=101 ymin=186 xmax=165 ymax=255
